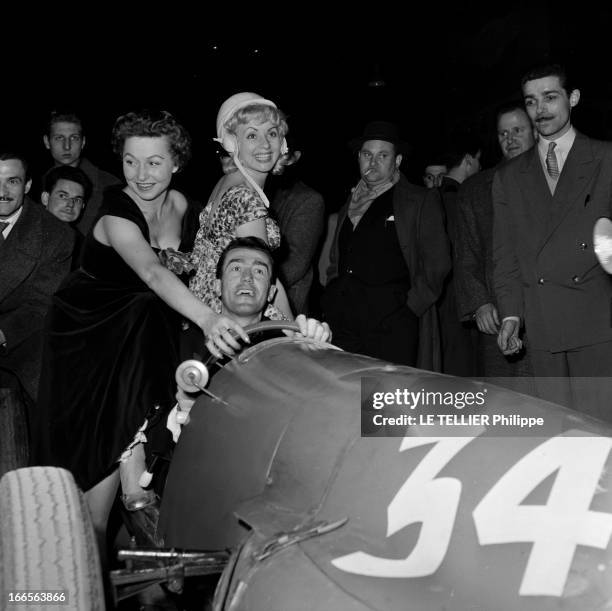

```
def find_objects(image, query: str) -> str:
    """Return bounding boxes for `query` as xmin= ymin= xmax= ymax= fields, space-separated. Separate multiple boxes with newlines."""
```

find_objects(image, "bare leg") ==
xmin=119 ymin=443 xmax=149 ymax=499
xmin=85 ymin=469 xmax=120 ymax=569
xmin=118 ymin=444 xmax=161 ymax=547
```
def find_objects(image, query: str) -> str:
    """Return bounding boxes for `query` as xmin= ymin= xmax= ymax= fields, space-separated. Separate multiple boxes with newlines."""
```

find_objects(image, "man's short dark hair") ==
xmin=444 ymin=132 xmax=482 ymax=170
xmin=42 ymin=166 xmax=93 ymax=202
xmin=495 ymin=100 xmax=529 ymax=125
xmin=520 ymin=63 xmax=573 ymax=95
xmin=0 ymin=151 xmax=30 ymax=181
xmin=47 ymin=110 xmax=83 ymax=135
xmin=216 ymin=236 xmax=276 ymax=283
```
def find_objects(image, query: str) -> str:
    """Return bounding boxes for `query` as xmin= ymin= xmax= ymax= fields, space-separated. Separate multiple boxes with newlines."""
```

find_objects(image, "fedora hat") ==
xmin=349 ymin=120 xmax=410 ymax=154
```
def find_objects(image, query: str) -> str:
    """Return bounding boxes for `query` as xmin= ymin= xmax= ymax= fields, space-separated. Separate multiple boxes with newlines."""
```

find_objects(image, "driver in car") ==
xmin=124 ymin=237 xmax=332 ymax=546
xmin=176 ymin=235 xmax=332 ymax=413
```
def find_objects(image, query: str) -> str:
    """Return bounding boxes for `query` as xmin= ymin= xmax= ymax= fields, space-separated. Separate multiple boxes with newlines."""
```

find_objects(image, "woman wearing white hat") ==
xmin=189 ymin=92 xmax=292 ymax=319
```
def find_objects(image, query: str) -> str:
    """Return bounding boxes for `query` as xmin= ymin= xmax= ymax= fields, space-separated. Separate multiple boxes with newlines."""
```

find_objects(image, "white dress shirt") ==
xmin=1 ymin=205 xmax=24 ymax=240
xmin=537 ymin=126 xmax=576 ymax=194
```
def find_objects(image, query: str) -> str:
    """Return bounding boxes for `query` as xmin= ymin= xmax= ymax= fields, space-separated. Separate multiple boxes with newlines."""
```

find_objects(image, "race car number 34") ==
xmin=332 ymin=432 xmax=612 ymax=597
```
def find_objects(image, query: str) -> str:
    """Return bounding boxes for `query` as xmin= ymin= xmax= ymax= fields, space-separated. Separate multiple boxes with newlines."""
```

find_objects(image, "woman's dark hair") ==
xmin=112 ymin=109 xmax=192 ymax=170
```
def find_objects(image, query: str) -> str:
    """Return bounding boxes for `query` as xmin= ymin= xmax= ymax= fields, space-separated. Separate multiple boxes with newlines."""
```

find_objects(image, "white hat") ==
xmin=214 ymin=92 xmax=278 ymax=153
xmin=213 ymin=92 xmax=285 ymax=208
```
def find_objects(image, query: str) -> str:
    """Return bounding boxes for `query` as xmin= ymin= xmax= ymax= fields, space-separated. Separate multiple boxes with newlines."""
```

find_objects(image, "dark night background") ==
xmin=6 ymin=5 xmax=612 ymax=210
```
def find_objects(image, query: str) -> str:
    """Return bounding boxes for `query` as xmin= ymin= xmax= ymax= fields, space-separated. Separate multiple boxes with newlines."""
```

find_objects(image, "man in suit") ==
xmin=43 ymin=110 xmax=121 ymax=235
xmin=493 ymin=63 xmax=612 ymax=419
xmin=437 ymin=133 xmax=482 ymax=375
xmin=0 ymin=152 xmax=74 ymax=404
xmin=269 ymin=148 xmax=325 ymax=315
xmin=455 ymin=102 xmax=535 ymax=380
xmin=322 ymin=121 xmax=450 ymax=369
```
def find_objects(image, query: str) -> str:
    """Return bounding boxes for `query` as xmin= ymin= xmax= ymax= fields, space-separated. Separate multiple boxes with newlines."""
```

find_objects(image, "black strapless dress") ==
xmin=35 ymin=189 xmax=191 ymax=491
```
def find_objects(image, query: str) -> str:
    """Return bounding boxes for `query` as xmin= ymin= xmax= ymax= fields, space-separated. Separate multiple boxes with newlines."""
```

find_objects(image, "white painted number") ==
xmin=473 ymin=433 xmax=612 ymax=596
xmin=331 ymin=436 xmax=476 ymax=577
xmin=332 ymin=432 xmax=612 ymax=598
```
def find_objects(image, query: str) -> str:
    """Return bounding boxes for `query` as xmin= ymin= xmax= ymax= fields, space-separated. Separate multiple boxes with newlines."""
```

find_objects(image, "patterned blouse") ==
xmin=189 ymin=185 xmax=283 ymax=317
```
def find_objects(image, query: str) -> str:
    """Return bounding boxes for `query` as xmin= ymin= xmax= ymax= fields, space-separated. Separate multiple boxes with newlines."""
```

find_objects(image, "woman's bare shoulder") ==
xmin=168 ymin=189 xmax=189 ymax=213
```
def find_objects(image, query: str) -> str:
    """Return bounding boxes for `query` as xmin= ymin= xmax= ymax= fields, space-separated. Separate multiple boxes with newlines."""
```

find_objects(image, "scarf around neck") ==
xmin=348 ymin=169 xmax=400 ymax=227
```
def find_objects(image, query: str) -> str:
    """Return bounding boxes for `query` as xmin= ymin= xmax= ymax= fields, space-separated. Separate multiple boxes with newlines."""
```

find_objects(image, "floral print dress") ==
xmin=189 ymin=184 xmax=284 ymax=318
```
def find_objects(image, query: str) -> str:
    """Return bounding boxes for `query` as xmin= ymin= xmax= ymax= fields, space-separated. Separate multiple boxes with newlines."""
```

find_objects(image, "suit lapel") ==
xmin=538 ymin=134 xmax=597 ymax=252
xmin=518 ymin=147 xmax=551 ymax=231
xmin=0 ymin=200 xmax=42 ymax=304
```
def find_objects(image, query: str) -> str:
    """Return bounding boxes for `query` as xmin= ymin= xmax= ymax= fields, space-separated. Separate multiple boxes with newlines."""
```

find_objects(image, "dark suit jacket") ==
xmin=270 ymin=180 xmax=325 ymax=314
xmin=75 ymin=157 xmax=121 ymax=235
xmin=493 ymin=132 xmax=612 ymax=352
xmin=327 ymin=173 xmax=451 ymax=370
xmin=0 ymin=199 xmax=74 ymax=400
xmin=455 ymin=167 xmax=497 ymax=320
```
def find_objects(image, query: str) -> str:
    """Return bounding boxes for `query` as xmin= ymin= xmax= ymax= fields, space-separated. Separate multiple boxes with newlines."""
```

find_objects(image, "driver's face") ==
xmin=219 ymin=248 xmax=274 ymax=318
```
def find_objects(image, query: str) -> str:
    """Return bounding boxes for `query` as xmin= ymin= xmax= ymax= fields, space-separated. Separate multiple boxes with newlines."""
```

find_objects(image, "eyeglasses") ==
xmin=498 ymin=126 xmax=528 ymax=140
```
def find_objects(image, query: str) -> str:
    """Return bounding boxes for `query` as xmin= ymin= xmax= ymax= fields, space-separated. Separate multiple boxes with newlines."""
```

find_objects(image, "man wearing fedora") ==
xmin=322 ymin=121 xmax=450 ymax=369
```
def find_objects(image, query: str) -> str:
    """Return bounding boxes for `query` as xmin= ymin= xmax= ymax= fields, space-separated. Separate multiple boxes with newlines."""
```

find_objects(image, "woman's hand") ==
xmin=289 ymin=314 xmax=332 ymax=343
xmin=201 ymin=313 xmax=250 ymax=358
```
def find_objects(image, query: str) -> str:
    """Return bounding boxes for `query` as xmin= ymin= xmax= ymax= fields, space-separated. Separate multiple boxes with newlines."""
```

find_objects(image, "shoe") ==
xmin=120 ymin=492 xmax=162 ymax=547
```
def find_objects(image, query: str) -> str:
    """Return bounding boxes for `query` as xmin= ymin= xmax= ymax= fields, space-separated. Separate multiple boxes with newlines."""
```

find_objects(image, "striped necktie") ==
xmin=0 ymin=221 xmax=8 ymax=243
xmin=546 ymin=141 xmax=560 ymax=179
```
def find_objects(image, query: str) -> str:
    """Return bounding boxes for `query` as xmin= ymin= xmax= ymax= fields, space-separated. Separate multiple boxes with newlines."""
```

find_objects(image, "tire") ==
xmin=0 ymin=467 xmax=105 ymax=610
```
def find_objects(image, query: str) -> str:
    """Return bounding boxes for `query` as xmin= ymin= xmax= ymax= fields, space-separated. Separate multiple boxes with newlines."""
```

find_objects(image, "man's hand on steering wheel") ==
xmin=283 ymin=314 xmax=332 ymax=343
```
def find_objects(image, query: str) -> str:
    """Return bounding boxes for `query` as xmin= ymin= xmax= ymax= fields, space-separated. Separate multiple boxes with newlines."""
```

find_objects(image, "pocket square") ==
xmin=385 ymin=215 xmax=395 ymax=221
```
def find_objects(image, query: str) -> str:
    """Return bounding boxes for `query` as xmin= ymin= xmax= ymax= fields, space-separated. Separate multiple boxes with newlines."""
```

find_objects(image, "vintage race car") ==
xmin=2 ymin=321 xmax=612 ymax=610
xmin=158 ymin=321 xmax=612 ymax=610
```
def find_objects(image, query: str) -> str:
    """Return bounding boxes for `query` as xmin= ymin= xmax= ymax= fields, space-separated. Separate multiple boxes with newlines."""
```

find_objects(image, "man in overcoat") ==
xmin=323 ymin=121 xmax=450 ymax=369
xmin=455 ymin=102 xmax=535 ymax=380
xmin=0 ymin=152 xmax=73 ymax=403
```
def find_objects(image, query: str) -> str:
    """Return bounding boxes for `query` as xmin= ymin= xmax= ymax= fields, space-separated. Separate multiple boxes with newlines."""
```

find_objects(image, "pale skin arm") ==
xmin=236 ymin=217 xmax=294 ymax=318
xmin=96 ymin=215 xmax=249 ymax=357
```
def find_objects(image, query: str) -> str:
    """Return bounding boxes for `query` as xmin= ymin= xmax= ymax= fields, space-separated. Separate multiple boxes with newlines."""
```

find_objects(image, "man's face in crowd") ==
xmin=423 ymin=164 xmax=447 ymax=188
xmin=42 ymin=178 xmax=85 ymax=223
xmin=358 ymin=140 xmax=401 ymax=187
xmin=497 ymin=109 xmax=536 ymax=160
xmin=523 ymin=75 xmax=579 ymax=141
xmin=217 ymin=247 xmax=275 ymax=319
xmin=44 ymin=121 xmax=85 ymax=167
xmin=0 ymin=159 xmax=31 ymax=219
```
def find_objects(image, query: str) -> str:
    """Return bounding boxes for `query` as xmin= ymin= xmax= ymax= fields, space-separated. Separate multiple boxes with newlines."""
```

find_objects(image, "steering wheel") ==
xmin=175 ymin=320 xmax=304 ymax=393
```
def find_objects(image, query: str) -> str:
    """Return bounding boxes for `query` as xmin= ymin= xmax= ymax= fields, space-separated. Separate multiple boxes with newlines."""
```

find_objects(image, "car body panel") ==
xmin=159 ymin=337 xmax=612 ymax=610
